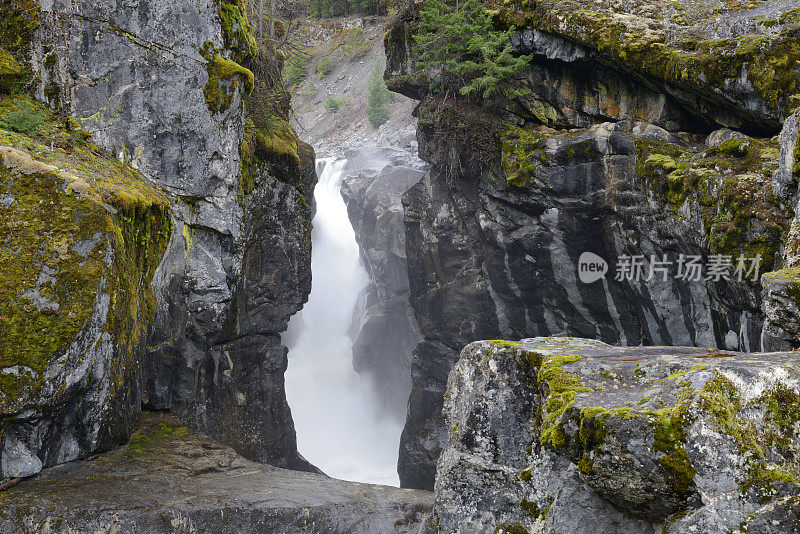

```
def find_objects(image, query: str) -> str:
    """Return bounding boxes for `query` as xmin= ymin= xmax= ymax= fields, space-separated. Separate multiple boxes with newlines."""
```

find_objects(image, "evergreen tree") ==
xmin=414 ymin=0 xmax=529 ymax=99
xmin=366 ymin=61 xmax=391 ymax=127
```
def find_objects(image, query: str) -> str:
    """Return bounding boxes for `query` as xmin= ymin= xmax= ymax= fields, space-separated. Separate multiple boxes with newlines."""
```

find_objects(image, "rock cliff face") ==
xmin=341 ymin=144 xmax=425 ymax=417
xmin=0 ymin=412 xmax=435 ymax=533
xmin=0 ymin=96 xmax=170 ymax=480
xmin=1 ymin=0 xmax=315 ymax=480
xmin=385 ymin=0 xmax=800 ymax=489
xmin=435 ymin=338 xmax=799 ymax=534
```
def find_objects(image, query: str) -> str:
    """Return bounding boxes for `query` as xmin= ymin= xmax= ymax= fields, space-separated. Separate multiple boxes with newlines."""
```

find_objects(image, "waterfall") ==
xmin=284 ymin=158 xmax=403 ymax=486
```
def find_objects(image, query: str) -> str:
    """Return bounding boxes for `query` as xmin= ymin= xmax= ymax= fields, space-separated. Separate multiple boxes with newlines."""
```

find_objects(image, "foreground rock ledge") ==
xmin=0 ymin=413 xmax=433 ymax=534
xmin=436 ymin=338 xmax=800 ymax=534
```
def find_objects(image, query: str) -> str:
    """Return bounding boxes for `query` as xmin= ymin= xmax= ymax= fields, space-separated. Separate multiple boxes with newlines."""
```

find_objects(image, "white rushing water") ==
xmin=284 ymin=158 xmax=403 ymax=486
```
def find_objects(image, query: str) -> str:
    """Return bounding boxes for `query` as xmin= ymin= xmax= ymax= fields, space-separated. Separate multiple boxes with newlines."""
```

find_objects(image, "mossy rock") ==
xmin=201 ymin=42 xmax=255 ymax=115
xmin=471 ymin=338 xmax=800 ymax=523
xmin=485 ymin=0 xmax=800 ymax=130
xmin=633 ymin=134 xmax=790 ymax=270
xmin=0 ymin=95 xmax=171 ymax=416
xmin=0 ymin=0 xmax=39 ymax=61
xmin=218 ymin=0 xmax=258 ymax=64
xmin=500 ymin=124 xmax=547 ymax=188
xmin=0 ymin=46 xmax=22 ymax=94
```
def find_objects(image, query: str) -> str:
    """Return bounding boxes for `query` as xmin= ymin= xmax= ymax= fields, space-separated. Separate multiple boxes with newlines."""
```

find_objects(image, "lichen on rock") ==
xmin=434 ymin=338 xmax=800 ymax=533
xmin=0 ymin=95 xmax=170 ymax=479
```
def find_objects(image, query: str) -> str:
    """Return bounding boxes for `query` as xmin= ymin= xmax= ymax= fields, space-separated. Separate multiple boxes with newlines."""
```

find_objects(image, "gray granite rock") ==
xmin=341 ymin=145 xmax=426 ymax=417
xmin=0 ymin=413 xmax=434 ymax=534
xmin=706 ymin=128 xmax=749 ymax=149
xmin=434 ymin=338 xmax=800 ymax=533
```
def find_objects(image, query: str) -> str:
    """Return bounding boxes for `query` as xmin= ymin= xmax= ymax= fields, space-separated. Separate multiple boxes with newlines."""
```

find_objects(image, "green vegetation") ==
xmin=0 ymin=0 xmax=39 ymax=93
xmin=0 ymin=95 xmax=46 ymax=134
xmin=127 ymin=421 xmax=192 ymax=458
xmin=343 ymin=27 xmax=370 ymax=60
xmin=284 ymin=48 xmax=310 ymax=87
xmin=366 ymin=61 xmax=391 ymax=127
xmin=201 ymin=43 xmax=255 ymax=114
xmin=0 ymin=0 xmax=39 ymax=61
xmin=0 ymin=95 xmax=171 ymax=414
xmin=218 ymin=0 xmax=258 ymax=63
xmin=634 ymin=136 xmax=791 ymax=271
xmin=313 ymin=56 xmax=333 ymax=77
xmin=238 ymin=5 xmax=312 ymax=203
xmin=523 ymin=343 xmax=800 ymax=503
xmin=325 ymin=96 xmax=347 ymax=111
xmin=414 ymin=0 xmax=530 ymax=99
xmin=525 ymin=351 xmax=592 ymax=449
xmin=500 ymin=125 xmax=547 ymax=187
xmin=0 ymin=46 xmax=22 ymax=94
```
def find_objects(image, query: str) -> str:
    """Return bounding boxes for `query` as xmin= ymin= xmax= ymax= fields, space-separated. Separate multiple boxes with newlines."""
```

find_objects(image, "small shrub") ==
xmin=366 ymin=61 xmax=391 ymax=127
xmin=414 ymin=0 xmax=530 ymax=99
xmin=314 ymin=56 xmax=333 ymax=77
xmin=344 ymin=27 xmax=369 ymax=60
xmin=0 ymin=100 xmax=47 ymax=135
xmin=325 ymin=97 xmax=347 ymax=111
xmin=284 ymin=49 xmax=310 ymax=87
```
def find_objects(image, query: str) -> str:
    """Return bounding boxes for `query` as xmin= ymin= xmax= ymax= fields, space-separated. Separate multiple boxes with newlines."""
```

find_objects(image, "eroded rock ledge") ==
xmin=0 ymin=413 xmax=434 ymax=534
xmin=436 ymin=338 xmax=800 ymax=533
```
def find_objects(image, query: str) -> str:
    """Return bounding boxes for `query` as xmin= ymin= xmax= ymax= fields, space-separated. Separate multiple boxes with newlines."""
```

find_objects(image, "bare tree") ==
xmin=257 ymin=0 xmax=265 ymax=39
xmin=269 ymin=0 xmax=276 ymax=39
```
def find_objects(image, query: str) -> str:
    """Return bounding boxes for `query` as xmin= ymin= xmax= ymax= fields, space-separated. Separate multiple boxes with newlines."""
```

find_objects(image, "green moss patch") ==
xmin=521 ymin=345 xmax=799 ymax=503
xmin=525 ymin=352 xmax=592 ymax=448
xmin=0 ymin=95 xmax=170 ymax=415
xmin=0 ymin=0 xmax=38 ymax=95
xmin=0 ymin=46 xmax=22 ymax=94
xmin=201 ymin=43 xmax=255 ymax=114
xmin=634 ymin=136 xmax=791 ymax=270
xmin=218 ymin=0 xmax=258 ymax=64
xmin=500 ymin=125 xmax=547 ymax=188
xmin=575 ymin=370 xmax=799 ymax=500
xmin=127 ymin=421 xmax=192 ymax=457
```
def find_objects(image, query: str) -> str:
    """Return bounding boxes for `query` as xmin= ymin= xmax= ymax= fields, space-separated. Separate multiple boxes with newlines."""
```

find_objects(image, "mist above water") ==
xmin=284 ymin=158 xmax=403 ymax=486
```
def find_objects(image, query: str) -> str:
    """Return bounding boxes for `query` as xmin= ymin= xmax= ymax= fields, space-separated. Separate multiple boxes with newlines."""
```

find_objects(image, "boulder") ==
xmin=0 ymin=413 xmax=435 ymax=533
xmin=0 ymin=96 xmax=170 ymax=481
xmin=435 ymin=338 xmax=800 ymax=533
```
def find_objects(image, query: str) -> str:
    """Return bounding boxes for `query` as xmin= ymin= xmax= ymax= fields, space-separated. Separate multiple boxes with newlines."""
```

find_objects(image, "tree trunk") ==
xmin=257 ymin=0 xmax=265 ymax=39
xmin=269 ymin=0 xmax=276 ymax=39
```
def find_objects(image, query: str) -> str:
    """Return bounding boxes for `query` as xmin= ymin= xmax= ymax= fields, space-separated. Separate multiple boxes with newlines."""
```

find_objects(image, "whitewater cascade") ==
xmin=284 ymin=158 xmax=403 ymax=486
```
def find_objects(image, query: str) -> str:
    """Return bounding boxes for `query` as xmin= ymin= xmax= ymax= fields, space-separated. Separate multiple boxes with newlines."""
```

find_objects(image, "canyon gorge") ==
xmin=1 ymin=0 xmax=800 ymax=532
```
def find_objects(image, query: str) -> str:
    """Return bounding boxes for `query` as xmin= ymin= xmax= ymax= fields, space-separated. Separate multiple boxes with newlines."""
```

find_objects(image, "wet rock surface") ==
xmin=341 ymin=144 xmax=426 ymax=417
xmin=385 ymin=0 xmax=800 ymax=490
xmin=4 ymin=0 xmax=317 ymax=473
xmin=397 ymin=111 xmax=794 ymax=488
xmin=0 ymin=413 xmax=434 ymax=534
xmin=435 ymin=338 xmax=800 ymax=533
